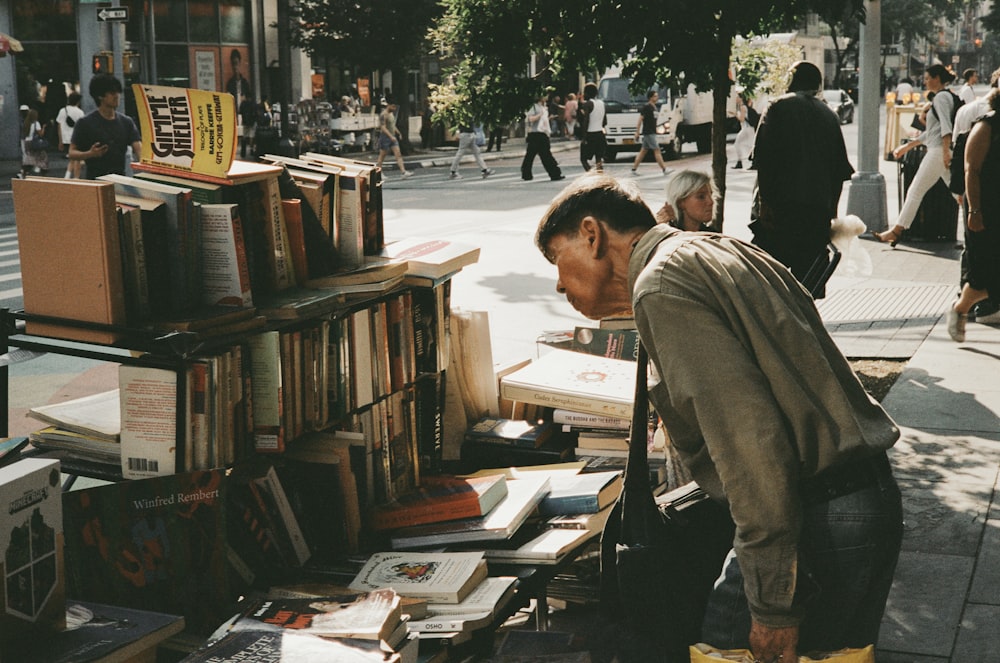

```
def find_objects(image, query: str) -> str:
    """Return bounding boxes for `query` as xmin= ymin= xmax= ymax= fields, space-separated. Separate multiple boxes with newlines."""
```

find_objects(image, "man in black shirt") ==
xmin=69 ymin=74 xmax=142 ymax=179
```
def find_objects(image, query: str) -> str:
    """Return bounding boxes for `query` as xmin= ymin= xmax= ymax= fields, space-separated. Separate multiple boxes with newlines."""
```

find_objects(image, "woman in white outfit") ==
xmin=876 ymin=64 xmax=957 ymax=245
xmin=732 ymin=93 xmax=758 ymax=169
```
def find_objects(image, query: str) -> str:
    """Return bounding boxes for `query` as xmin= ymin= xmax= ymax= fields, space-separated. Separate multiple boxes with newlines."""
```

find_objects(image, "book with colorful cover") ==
xmin=571 ymin=326 xmax=640 ymax=361
xmin=61 ymin=469 xmax=232 ymax=635
xmin=370 ymin=474 xmax=508 ymax=531
xmin=0 ymin=459 xmax=65 ymax=643
xmin=499 ymin=349 xmax=635 ymax=419
xmin=348 ymin=551 xmax=488 ymax=604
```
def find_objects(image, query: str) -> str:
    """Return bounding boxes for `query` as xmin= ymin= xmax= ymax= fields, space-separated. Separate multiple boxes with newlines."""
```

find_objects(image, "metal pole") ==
xmin=847 ymin=0 xmax=889 ymax=232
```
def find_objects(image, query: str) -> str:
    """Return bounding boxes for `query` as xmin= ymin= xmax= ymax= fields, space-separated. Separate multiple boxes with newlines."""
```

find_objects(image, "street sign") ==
xmin=97 ymin=7 xmax=128 ymax=22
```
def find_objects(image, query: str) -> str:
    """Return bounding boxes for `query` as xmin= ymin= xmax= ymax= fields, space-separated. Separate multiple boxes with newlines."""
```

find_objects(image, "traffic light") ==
xmin=123 ymin=51 xmax=140 ymax=75
xmin=92 ymin=52 xmax=113 ymax=74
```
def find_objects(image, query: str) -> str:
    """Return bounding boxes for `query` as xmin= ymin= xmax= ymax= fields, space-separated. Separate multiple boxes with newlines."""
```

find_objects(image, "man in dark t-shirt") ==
xmin=69 ymin=74 xmax=142 ymax=179
xmin=630 ymin=90 xmax=669 ymax=175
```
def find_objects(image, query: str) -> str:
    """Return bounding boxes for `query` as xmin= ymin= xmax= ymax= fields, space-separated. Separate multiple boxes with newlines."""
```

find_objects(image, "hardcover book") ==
xmin=61 ymin=469 xmax=231 ymax=636
xmin=2 ymin=600 xmax=184 ymax=663
xmin=464 ymin=417 xmax=556 ymax=449
xmin=370 ymin=474 xmax=508 ymax=531
xmin=12 ymin=178 xmax=127 ymax=344
xmin=537 ymin=470 xmax=623 ymax=516
xmin=499 ymin=349 xmax=636 ymax=419
xmin=231 ymin=588 xmax=402 ymax=642
xmin=0 ymin=458 xmax=65 ymax=642
xmin=349 ymin=551 xmax=488 ymax=604
xmin=378 ymin=237 xmax=480 ymax=280
xmin=388 ymin=476 xmax=551 ymax=550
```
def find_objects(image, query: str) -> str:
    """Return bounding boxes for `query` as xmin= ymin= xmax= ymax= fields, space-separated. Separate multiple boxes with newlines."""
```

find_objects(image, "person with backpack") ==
xmin=875 ymin=65 xmax=961 ymax=245
xmin=56 ymin=92 xmax=85 ymax=178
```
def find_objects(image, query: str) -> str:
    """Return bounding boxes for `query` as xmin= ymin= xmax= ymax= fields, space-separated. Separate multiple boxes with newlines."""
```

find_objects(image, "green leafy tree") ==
xmin=436 ymin=0 xmax=865 ymax=228
xmin=291 ymin=0 xmax=442 ymax=145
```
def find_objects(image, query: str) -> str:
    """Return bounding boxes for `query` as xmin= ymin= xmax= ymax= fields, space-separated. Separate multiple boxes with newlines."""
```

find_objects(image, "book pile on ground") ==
xmin=386 ymin=476 xmax=551 ymax=550
xmin=26 ymin=389 xmax=121 ymax=465
xmin=181 ymin=588 xmax=418 ymax=662
xmin=349 ymin=551 xmax=489 ymax=604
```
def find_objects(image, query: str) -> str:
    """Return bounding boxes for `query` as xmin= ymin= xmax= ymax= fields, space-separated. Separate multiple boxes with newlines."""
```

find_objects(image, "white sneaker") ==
xmin=946 ymin=304 xmax=967 ymax=342
xmin=401 ymin=171 xmax=413 ymax=178
xmin=482 ymin=168 xmax=494 ymax=179
xmin=630 ymin=169 xmax=638 ymax=176
xmin=449 ymin=172 xmax=462 ymax=180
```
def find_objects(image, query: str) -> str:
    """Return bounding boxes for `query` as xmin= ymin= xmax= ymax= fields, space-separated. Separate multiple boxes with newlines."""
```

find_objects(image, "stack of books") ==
xmin=26 ymin=389 xmax=121 ymax=465
xmin=181 ymin=587 xmax=418 ymax=663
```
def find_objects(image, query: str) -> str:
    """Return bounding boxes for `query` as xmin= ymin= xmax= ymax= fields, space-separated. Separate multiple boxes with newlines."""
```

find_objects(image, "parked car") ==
xmin=822 ymin=88 xmax=855 ymax=124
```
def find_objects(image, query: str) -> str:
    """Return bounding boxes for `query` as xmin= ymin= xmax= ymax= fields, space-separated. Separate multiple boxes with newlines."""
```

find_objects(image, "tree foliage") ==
xmin=434 ymin=0 xmax=863 ymax=227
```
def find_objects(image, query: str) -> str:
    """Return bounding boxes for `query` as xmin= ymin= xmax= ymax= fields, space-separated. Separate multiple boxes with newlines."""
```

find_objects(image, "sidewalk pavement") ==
xmin=3 ymin=138 xmax=998 ymax=661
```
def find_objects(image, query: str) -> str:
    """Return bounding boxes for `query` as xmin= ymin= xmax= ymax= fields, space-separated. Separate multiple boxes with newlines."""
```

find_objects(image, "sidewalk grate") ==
xmin=817 ymin=284 xmax=955 ymax=323
xmin=817 ymin=284 xmax=956 ymax=359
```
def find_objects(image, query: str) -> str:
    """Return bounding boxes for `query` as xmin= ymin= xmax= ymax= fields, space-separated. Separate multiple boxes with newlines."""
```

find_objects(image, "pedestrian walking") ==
xmin=449 ymin=123 xmax=493 ymax=180
xmin=375 ymin=98 xmax=412 ymax=179
xmin=751 ymin=61 xmax=854 ymax=295
xmin=874 ymin=65 xmax=958 ymax=245
xmin=947 ymin=89 xmax=1000 ymax=342
xmin=521 ymin=95 xmax=564 ymax=181
xmin=630 ymin=90 xmax=669 ymax=175
xmin=578 ymin=82 xmax=607 ymax=172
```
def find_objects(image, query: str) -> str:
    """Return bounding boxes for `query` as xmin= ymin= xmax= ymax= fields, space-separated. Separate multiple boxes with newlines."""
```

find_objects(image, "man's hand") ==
xmin=90 ymin=143 xmax=109 ymax=158
xmin=749 ymin=620 xmax=798 ymax=663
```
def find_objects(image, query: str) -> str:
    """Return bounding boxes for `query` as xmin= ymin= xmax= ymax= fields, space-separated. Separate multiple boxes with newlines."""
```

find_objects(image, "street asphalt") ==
xmin=1 ymin=130 xmax=998 ymax=661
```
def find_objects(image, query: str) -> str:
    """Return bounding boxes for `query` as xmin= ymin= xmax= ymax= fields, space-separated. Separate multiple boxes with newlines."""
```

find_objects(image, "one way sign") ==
xmin=97 ymin=7 xmax=129 ymax=21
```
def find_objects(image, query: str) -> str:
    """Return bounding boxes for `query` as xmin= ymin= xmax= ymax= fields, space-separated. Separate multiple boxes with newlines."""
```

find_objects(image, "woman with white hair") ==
xmin=656 ymin=169 xmax=717 ymax=231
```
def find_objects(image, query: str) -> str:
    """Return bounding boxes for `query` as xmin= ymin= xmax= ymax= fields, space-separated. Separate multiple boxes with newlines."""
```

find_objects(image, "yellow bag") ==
xmin=690 ymin=643 xmax=875 ymax=663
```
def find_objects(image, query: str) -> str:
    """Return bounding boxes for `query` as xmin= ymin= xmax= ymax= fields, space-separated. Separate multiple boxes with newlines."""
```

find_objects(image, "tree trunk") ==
xmin=711 ymin=39 xmax=734 ymax=231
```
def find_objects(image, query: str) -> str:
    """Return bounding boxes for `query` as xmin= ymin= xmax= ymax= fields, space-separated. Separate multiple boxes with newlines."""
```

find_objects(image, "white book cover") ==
xmin=482 ymin=527 xmax=594 ymax=564
xmin=379 ymin=237 xmax=480 ymax=280
xmin=28 ymin=389 xmax=121 ymax=441
xmin=119 ymin=365 xmax=177 ymax=479
xmin=425 ymin=575 xmax=518 ymax=616
xmin=349 ymin=551 xmax=487 ymax=604
xmin=500 ymin=348 xmax=635 ymax=419
xmin=200 ymin=203 xmax=253 ymax=307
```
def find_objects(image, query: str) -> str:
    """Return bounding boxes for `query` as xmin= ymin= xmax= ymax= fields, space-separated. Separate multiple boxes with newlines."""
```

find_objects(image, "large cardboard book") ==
xmin=12 ymin=178 xmax=126 ymax=344
xmin=499 ymin=348 xmax=636 ymax=419
xmin=378 ymin=237 xmax=480 ymax=280
xmin=370 ymin=473 xmax=508 ymax=531
xmin=388 ymin=476 xmax=551 ymax=549
xmin=0 ymin=458 xmax=65 ymax=642
xmin=61 ymin=469 xmax=230 ymax=635
xmin=27 ymin=389 xmax=120 ymax=442
xmin=99 ymin=174 xmax=197 ymax=317
xmin=200 ymin=203 xmax=254 ymax=307
xmin=537 ymin=470 xmax=623 ymax=516
xmin=2 ymin=600 xmax=184 ymax=663
xmin=118 ymin=365 xmax=178 ymax=479
xmin=349 ymin=551 xmax=488 ymax=604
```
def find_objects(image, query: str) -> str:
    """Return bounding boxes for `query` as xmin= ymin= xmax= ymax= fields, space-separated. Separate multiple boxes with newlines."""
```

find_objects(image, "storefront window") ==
xmin=220 ymin=0 xmax=250 ymax=44
xmin=12 ymin=0 xmax=76 ymax=41
xmin=152 ymin=0 xmax=188 ymax=42
xmin=156 ymin=45 xmax=191 ymax=88
xmin=189 ymin=0 xmax=220 ymax=43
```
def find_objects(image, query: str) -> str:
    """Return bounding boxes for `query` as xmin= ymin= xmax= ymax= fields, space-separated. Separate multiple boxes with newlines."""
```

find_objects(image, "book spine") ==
xmin=498 ymin=383 xmax=632 ymax=419
xmin=336 ymin=175 xmax=364 ymax=269
xmin=552 ymin=409 xmax=630 ymax=429
xmin=538 ymin=494 xmax=600 ymax=516
xmin=281 ymin=198 xmax=308 ymax=286
xmin=261 ymin=177 xmax=295 ymax=290
xmin=260 ymin=468 xmax=311 ymax=565
xmin=371 ymin=492 xmax=483 ymax=531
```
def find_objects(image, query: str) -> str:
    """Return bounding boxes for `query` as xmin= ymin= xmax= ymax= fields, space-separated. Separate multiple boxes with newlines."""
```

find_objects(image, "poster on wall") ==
xmin=223 ymin=46 xmax=252 ymax=102
xmin=131 ymin=84 xmax=237 ymax=180
xmin=194 ymin=49 xmax=218 ymax=91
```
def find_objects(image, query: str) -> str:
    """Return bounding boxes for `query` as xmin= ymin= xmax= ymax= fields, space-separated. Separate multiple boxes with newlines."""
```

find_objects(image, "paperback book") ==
xmin=370 ymin=474 xmax=508 ymax=531
xmin=348 ymin=551 xmax=488 ymax=604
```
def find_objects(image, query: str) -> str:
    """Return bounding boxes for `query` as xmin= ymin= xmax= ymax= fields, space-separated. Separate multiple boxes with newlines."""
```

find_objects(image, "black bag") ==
xmin=28 ymin=135 xmax=49 ymax=151
xmin=599 ymin=344 xmax=735 ymax=663
xmin=950 ymin=130 xmax=968 ymax=196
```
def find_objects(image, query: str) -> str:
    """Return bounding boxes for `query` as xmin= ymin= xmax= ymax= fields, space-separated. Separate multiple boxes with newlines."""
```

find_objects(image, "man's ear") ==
xmin=579 ymin=215 xmax=606 ymax=257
